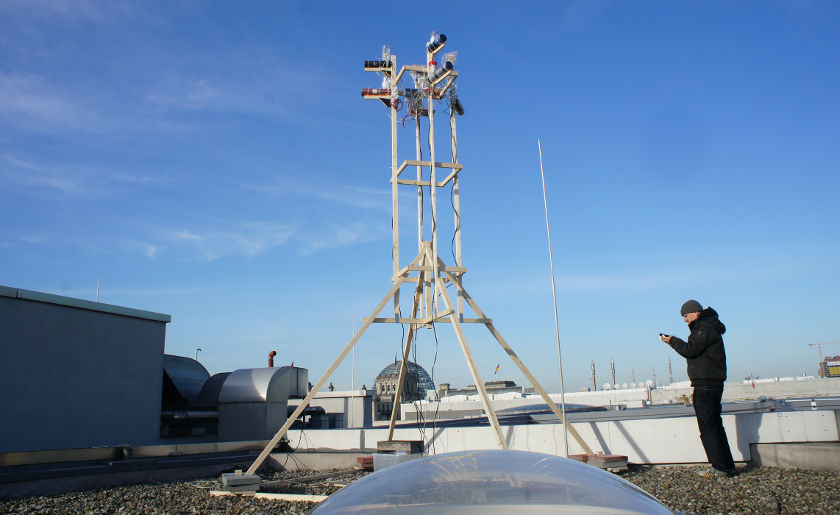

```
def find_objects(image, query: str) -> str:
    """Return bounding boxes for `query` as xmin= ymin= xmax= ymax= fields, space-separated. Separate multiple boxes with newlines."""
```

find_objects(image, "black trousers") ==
xmin=692 ymin=384 xmax=735 ymax=471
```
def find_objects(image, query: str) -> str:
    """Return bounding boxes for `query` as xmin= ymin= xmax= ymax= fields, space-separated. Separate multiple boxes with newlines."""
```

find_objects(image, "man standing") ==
xmin=661 ymin=299 xmax=736 ymax=477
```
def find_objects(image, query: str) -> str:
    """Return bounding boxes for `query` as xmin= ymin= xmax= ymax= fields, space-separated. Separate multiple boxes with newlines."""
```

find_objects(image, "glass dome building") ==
xmin=373 ymin=360 xmax=435 ymax=420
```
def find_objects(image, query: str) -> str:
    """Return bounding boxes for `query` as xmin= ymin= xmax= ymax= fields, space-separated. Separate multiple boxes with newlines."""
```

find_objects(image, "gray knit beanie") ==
xmin=680 ymin=299 xmax=703 ymax=316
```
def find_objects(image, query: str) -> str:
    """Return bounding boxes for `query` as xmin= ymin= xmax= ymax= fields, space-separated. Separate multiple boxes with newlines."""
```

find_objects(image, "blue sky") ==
xmin=2 ymin=1 xmax=838 ymax=392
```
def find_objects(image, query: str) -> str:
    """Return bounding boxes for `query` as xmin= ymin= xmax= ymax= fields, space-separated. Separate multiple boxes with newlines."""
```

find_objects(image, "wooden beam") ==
xmin=434 ymin=74 xmax=457 ymax=97
xmin=428 ymin=249 xmax=507 ymax=449
xmin=387 ymin=272 xmax=425 ymax=440
xmin=406 ymin=264 xmax=466 ymax=274
xmin=244 ymin=252 xmax=424 ymax=476
xmin=439 ymin=261 xmax=594 ymax=455
xmin=393 ymin=263 xmax=412 ymax=279
xmin=396 ymin=160 xmax=462 ymax=177
xmin=395 ymin=64 xmax=426 ymax=83
xmin=365 ymin=317 xmax=491 ymax=324
xmin=438 ymin=168 xmax=462 ymax=187
xmin=394 ymin=178 xmax=432 ymax=187
xmin=405 ymin=159 xmax=463 ymax=169
xmin=210 ymin=491 xmax=327 ymax=502
xmin=393 ymin=176 xmax=462 ymax=188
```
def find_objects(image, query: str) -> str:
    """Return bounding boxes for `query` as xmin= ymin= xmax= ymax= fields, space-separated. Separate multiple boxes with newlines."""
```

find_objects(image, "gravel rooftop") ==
xmin=1 ymin=465 xmax=839 ymax=514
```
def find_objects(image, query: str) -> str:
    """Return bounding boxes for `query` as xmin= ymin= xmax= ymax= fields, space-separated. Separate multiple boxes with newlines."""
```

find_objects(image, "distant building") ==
xmin=821 ymin=355 xmax=840 ymax=378
xmin=0 ymin=284 xmax=170 ymax=453
xmin=438 ymin=380 xmax=532 ymax=398
xmin=373 ymin=360 xmax=434 ymax=421
xmin=287 ymin=388 xmax=373 ymax=429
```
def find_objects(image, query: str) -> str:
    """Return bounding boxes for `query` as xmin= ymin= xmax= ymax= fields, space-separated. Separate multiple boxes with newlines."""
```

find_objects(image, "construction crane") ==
xmin=809 ymin=342 xmax=840 ymax=362
xmin=809 ymin=342 xmax=840 ymax=377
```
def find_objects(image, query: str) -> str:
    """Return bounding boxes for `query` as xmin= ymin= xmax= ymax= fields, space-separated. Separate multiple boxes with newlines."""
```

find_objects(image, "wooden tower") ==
xmin=243 ymin=33 xmax=591 ymax=477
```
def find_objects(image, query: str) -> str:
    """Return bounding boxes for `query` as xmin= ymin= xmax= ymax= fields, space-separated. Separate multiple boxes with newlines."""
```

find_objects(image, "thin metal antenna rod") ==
xmin=352 ymin=316 xmax=356 ymax=390
xmin=538 ymin=139 xmax=569 ymax=458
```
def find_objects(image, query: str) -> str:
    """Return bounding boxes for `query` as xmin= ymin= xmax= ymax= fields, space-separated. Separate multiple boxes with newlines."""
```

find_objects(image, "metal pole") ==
xmin=668 ymin=357 xmax=673 ymax=385
xmin=538 ymin=139 xmax=569 ymax=458
xmin=390 ymin=54 xmax=400 ymax=317
xmin=195 ymin=348 xmax=201 ymax=361
xmin=450 ymin=109 xmax=463 ymax=318
xmin=416 ymin=116 xmax=423 ymax=254
xmin=352 ymin=317 xmax=356 ymax=390
xmin=429 ymin=89 xmax=439 ymax=314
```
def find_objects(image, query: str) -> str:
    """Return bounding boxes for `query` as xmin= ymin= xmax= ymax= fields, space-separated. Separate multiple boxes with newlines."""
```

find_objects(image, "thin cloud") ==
xmin=11 ymin=214 xmax=386 ymax=263
xmin=0 ymin=0 xmax=147 ymax=24
xmin=0 ymin=154 xmax=160 ymax=197
xmin=138 ymin=222 xmax=296 ymax=262
xmin=481 ymin=261 xmax=823 ymax=299
xmin=21 ymin=234 xmax=48 ymax=244
xmin=0 ymin=74 xmax=111 ymax=134
xmin=144 ymin=62 xmax=334 ymax=123
xmin=561 ymin=0 xmax=610 ymax=31
xmin=142 ymin=244 xmax=159 ymax=259
xmin=145 ymin=77 xmax=293 ymax=118
xmin=240 ymin=178 xmax=394 ymax=254
xmin=0 ymin=65 xmax=332 ymax=138
xmin=244 ymin=180 xmax=392 ymax=213
xmin=556 ymin=271 xmax=694 ymax=293
xmin=297 ymin=220 xmax=389 ymax=256
xmin=59 ymin=283 xmax=256 ymax=299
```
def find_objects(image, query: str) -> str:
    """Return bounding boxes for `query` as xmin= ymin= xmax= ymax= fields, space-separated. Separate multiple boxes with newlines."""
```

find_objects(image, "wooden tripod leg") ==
xmin=386 ymin=272 xmax=425 ymax=440
xmin=439 ymin=263 xmax=594 ymax=455
xmin=427 ymin=250 xmax=507 ymax=449
xmin=243 ymin=255 xmax=421 ymax=476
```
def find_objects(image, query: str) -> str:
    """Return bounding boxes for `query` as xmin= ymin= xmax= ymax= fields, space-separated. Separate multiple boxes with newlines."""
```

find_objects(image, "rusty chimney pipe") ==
xmin=268 ymin=350 xmax=277 ymax=367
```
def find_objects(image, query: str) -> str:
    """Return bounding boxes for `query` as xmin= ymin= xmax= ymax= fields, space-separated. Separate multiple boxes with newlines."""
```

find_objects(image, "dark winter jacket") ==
xmin=668 ymin=307 xmax=727 ymax=386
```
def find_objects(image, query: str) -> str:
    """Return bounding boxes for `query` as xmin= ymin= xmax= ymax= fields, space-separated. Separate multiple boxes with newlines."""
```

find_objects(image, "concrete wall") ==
xmin=0 ymin=286 xmax=170 ymax=453
xmin=286 ymin=409 xmax=840 ymax=464
xmin=288 ymin=390 xmax=373 ymax=428
xmin=346 ymin=395 xmax=373 ymax=428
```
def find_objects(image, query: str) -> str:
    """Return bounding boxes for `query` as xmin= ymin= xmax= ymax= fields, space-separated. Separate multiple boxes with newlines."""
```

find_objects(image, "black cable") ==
xmin=449 ymin=112 xmax=460 ymax=265
xmin=430 ymin=322 xmax=440 ymax=454
xmin=399 ymin=310 xmax=405 ymax=360
xmin=450 ymin=180 xmax=459 ymax=264
xmin=271 ymin=415 xmax=310 ymax=475
xmin=398 ymin=312 xmax=410 ymax=432
xmin=425 ymin=123 xmax=435 ymax=246
xmin=412 ymin=329 xmax=429 ymax=451
xmin=419 ymin=129 xmax=424 ymax=229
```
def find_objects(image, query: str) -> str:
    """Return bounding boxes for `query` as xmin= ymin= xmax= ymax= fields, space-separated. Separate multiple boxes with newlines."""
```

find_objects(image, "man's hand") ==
xmin=660 ymin=334 xmax=672 ymax=344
